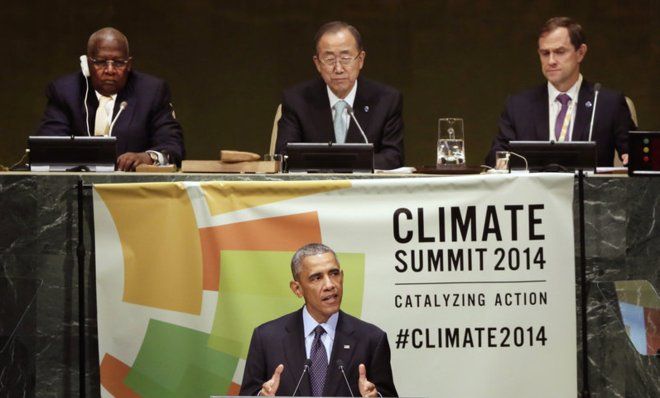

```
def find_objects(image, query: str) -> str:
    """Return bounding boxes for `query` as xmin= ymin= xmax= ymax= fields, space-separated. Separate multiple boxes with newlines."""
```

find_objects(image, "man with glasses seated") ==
xmin=276 ymin=21 xmax=404 ymax=170
xmin=36 ymin=27 xmax=184 ymax=171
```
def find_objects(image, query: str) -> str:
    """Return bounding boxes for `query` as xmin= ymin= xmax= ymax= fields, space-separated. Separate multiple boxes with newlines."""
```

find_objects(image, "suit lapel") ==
xmin=572 ymin=81 xmax=594 ymax=141
xmin=283 ymin=309 xmax=310 ymax=396
xmin=308 ymin=79 xmax=335 ymax=143
xmin=533 ymin=85 xmax=550 ymax=140
xmin=347 ymin=79 xmax=372 ymax=143
xmin=84 ymin=82 xmax=99 ymax=136
xmin=113 ymin=73 xmax=137 ymax=138
xmin=324 ymin=311 xmax=358 ymax=397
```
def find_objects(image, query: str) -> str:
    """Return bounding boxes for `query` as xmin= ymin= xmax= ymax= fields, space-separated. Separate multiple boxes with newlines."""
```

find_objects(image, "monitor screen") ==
xmin=285 ymin=143 xmax=374 ymax=173
xmin=628 ymin=131 xmax=660 ymax=176
xmin=508 ymin=141 xmax=597 ymax=172
xmin=28 ymin=136 xmax=117 ymax=172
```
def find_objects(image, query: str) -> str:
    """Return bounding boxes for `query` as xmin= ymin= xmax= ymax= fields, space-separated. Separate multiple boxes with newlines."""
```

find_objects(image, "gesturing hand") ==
xmin=260 ymin=364 xmax=284 ymax=396
xmin=358 ymin=363 xmax=379 ymax=397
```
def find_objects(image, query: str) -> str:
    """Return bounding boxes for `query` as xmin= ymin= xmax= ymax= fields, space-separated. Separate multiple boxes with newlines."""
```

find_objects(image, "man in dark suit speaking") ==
xmin=276 ymin=21 xmax=404 ymax=170
xmin=485 ymin=17 xmax=635 ymax=167
xmin=36 ymin=27 xmax=185 ymax=171
xmin=239 ymin=243 xmax=398 ymax=397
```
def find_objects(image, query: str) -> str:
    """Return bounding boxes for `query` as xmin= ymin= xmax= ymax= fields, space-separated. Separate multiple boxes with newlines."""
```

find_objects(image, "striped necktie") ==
xmin=309 ymin=325 xmax=328 ymax=396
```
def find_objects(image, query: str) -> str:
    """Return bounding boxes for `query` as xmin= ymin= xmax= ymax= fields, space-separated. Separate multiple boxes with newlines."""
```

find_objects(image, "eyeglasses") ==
xmin=89 ymin=57 xmax=131 ymax=70
xmin=317 ymin=53 xmax=362 ymax=67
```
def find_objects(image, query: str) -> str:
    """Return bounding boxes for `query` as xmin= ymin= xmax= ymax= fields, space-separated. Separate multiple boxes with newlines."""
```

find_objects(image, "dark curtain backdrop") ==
xmin=1 ymin=0 xmax=658 ymax=167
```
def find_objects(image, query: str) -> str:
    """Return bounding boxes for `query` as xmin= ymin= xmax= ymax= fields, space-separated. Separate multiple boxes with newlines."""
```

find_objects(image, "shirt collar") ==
xmin=547 ymin=74 xmax=583 ymax=102
xmin=95 ymin=91 xmax=117 ymax=101
xmin=326 ymin=80 xmax=358 ymax=109
xmin=302 ymin=305 xmax=338 ymax=341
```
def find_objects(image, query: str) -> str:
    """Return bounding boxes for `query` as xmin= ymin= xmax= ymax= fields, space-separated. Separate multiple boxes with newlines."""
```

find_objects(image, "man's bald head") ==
xmin=87 ymin=27 xmax=130 ymax=58
xmin=85 ymin=27 xmax=132 ymax=96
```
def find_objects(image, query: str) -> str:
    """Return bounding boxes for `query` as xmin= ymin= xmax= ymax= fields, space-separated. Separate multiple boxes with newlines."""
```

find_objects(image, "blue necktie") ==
xmin=333 ymin=100 xmax=348 ymax=143
xmin=309 ymin=325 xmax=328 ymax=397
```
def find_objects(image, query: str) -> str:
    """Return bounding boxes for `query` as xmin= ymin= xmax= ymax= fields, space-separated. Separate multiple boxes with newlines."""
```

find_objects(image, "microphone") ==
xmin=346 ymin=105 xmax=369 ymax=144
xmin=292 ymin=359 xmax=312 ymax=397
xmin=108 ymin=101 xmax=128 ymax=137
xmin=587 ymin=83 xmax=601 ymax=142
xmin=336 ymin=359 xmax=355 ymax=398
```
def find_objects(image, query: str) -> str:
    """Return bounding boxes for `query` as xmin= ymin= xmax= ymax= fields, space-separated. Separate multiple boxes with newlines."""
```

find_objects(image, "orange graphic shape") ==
xmin=227 ymin=382 xmax=241 ymax=396
xmin=199 ymin=180 xmax=351 ymax=215
xmin=96 ymin=183 xmax=203 ymax=314
xmin=100 ymin=353 xmax=140 ymax=398
xmin=199 ymin=211 xmax=321 ymax=291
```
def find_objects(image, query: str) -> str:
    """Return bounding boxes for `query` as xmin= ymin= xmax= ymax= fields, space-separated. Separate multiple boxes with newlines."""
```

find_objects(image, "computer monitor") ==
xmin=508 ymin=141 xmax=597 ymax=172
xmin=285 ymin=143 xmax=374 ymax=173
xmin=28 ymin=136 xmax=117 ymax=172
xmin=628 ymin=131 xmax=660 ymax=176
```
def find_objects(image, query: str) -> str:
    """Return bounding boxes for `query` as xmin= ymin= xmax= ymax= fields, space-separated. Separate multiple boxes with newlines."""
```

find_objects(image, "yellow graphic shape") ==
xmin=96 ymin=182 xmax=203 ymax=314
xmin=199 ymin=180 xmax=351 ymax=215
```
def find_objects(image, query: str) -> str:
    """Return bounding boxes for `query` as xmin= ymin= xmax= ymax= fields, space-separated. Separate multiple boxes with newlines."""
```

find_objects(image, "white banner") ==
xmin=93 ymin=173 xmax=576 ymax=398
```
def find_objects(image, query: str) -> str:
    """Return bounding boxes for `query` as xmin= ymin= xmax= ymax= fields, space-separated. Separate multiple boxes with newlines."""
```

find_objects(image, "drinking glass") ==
xmin=437 ymin=118 xmax=465 ymax=166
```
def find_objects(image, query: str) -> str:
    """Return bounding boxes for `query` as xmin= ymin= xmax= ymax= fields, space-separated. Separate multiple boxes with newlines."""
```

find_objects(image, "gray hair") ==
xmin=291 ymin=243 xmax=339 ymax=280
xmin=313 ymin=21 xmax=363 ymax=54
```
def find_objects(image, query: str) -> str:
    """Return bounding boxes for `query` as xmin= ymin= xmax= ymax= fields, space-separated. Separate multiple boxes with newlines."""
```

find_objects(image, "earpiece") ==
xmin=79 ymin=55 xmax=90 ymax=77
xmin=79 ymin=55 xmax=91 ymax=135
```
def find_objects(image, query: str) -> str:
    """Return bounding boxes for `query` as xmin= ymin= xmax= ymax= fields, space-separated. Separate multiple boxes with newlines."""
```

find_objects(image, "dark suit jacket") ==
xmin=485 ymin=80 xmax=635 ymax=167
xmin=239 ymin=308 xmax=398 ymax=397
xmin=36 ymin=70 xmax=185 ymax=165
xmin=276 ymin=77 xmax=404 ymax=170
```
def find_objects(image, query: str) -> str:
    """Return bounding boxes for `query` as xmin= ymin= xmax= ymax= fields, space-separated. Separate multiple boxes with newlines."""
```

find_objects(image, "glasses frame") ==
xmin=89 ymin=57 xmax=132 ymax=70
xmin=316 ymin=52 xmax=363 ymax=68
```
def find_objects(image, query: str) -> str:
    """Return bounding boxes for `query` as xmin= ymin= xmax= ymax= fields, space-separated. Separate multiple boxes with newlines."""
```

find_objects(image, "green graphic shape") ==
xmin=125 ymin=319 xmax=237 ymax=397
xmin=208 ymin=250 xmax=365 ymax=358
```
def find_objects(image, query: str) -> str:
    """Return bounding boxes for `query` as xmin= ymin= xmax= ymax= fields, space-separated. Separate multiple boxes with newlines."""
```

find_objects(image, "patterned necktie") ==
xmin=309 ymin=325 xmax=328 ymax=397
xmin=94 ymin=96 xmax=113 ymax=136
xmin=554 ymin=93 xmax=571 ymax=141
xmin=333 ymin=100 xmax=348 ymax=143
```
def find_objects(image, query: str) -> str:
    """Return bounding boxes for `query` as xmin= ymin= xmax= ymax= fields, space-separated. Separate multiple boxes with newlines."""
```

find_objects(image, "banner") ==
xmin=93 ymin=174 xmax=576 ymax=397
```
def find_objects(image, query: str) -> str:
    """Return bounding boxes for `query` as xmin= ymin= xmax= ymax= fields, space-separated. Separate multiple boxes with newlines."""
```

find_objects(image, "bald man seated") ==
xmin=36 ymin=27 xmax=185 ymax=171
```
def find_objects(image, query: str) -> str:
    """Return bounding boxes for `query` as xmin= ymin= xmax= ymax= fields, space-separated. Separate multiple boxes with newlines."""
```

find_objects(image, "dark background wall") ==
xmin=1 ymin=0 xmax=658 ymax=168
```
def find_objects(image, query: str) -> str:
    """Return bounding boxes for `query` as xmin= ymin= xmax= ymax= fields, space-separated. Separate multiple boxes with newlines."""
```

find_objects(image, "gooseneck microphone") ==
xmin=346 ymin=105 xmax=369 ymax=144
xmin=587 ymin=82 xmax=601 ymax=142
xmin=336 ymin=359 xmax=355 ymax=398
xmin=108 ymin=101 xmax=128 ymax=137
xmin=292 ymin=359 xmax=312 ymax=397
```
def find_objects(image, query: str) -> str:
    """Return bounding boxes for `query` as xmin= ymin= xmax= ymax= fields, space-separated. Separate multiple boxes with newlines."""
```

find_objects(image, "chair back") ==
xmin=269 ymin=104 xmax=282 ymax=156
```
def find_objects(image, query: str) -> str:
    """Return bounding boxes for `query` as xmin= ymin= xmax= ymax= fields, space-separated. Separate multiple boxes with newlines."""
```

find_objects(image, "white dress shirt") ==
xmin=302 ymin=305 xmax=338 ymax=363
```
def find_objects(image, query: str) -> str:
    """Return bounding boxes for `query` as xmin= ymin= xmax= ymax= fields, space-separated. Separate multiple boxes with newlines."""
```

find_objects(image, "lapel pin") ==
xmin=344 ymin=345 xmax=350 ymax=349
xmin=364 ymin=106 xmax=369 ymax=113
xmin=585 ymin=101 xmax=592 ymax=108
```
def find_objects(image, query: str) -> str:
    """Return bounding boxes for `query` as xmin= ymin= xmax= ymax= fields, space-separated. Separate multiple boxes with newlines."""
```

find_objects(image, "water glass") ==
xmin=437 ymin=118 xmax=465 ymax=166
